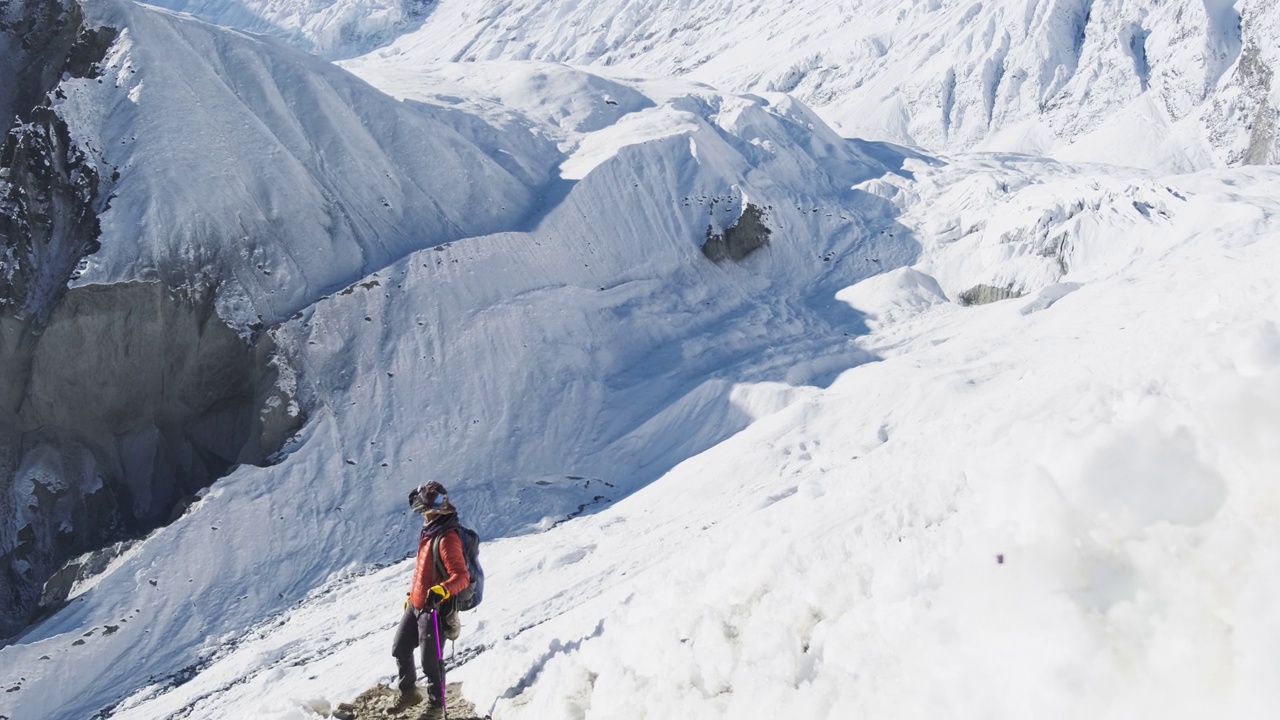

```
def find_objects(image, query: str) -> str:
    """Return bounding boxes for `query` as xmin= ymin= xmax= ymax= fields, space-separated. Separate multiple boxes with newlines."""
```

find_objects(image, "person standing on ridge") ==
xmin=392 ymin=481 xmax=470 ymax=718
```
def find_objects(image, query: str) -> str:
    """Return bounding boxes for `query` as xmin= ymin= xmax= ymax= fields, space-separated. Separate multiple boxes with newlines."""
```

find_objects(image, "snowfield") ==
xmin=7 ymin=144 xmax=1280 ymax=718
xmin=143 ymin=0 xmax=1280 ymax=171
xmin=2 ymin=1 xmax=1279 ymax=719
xmin=69 ymin=161 xmax=1280 ymax=720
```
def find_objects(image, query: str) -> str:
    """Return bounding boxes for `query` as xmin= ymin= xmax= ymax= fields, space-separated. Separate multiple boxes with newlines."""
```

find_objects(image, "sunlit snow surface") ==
xmin=6 ymin=143 xmax=1280 ymax=718
xmin=319 ymin=0 xmax=1280 ymax=170
xmin=103 ymin=0 xmax=1280 ymax=169
xmin=2 ymin=2 xmax=1280 ymax=719
xmin=242 ymin=164 xmax=1280 ymax=720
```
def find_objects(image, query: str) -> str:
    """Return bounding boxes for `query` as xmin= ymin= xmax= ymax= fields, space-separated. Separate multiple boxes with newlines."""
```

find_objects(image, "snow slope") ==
xmin=8 ymin=155 xmax=1277 ymax=720
xmin=2 ymin=1 xmax=1279 ymax=719
xmin=455 ymin=166 xmax=1280 ymax=720
xmin=60 ymin=0 xmax=545 ymax=329
xmin=0 ymin=5 xmax=925 ymax=715
xmin=136 ymin=0 xmax=1280 ymax=172
xmin=356 ymin=0 xmax=1279 ymax=171
xmin=137 ymin=0 xmax=433 ymax=59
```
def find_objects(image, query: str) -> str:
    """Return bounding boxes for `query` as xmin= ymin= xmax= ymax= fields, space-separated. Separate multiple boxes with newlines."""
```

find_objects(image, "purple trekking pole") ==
xmin=433 ymin=607 xmax=448 ymax=719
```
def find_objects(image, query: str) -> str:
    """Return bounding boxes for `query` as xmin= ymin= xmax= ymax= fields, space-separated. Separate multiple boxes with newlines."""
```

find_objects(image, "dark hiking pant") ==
xmin=392 ymin=602 xmax=453 ymax=702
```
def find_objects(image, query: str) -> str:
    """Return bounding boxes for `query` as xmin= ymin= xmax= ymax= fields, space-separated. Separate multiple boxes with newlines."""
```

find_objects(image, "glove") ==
xmin=403 ymin=594 xmax=410 ymax=611
xmin=426 ymin=584 xmax=450 ymax=608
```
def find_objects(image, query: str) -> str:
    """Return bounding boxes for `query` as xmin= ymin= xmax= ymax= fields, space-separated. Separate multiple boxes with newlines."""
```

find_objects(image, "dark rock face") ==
xmin=0 ymin=106 xmax=104 ymax=324
xmin=0 ymin=282 xmax=304 ymax=641
xmin=1 ymin=0 xmax=104 ymax=122
xmin=1238 ymin=42 xmax=1277 ymax=166
xmin=0 ymin=0 xmax=116 ymax=325
xmin=702 ymin=203 xmax=773 ymax=263
xmin=958 ymin=284 xmax=1022 ymax=306
xmin=0 ymin=1 xmax=304 ymax=642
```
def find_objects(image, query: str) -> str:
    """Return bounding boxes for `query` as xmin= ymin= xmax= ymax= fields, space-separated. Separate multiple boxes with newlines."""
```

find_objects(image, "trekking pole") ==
xmin=433 ymin=607 xmax=448 ymax=719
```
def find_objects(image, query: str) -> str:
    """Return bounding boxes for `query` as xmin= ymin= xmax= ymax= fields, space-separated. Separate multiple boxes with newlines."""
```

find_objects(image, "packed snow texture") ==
xmin=154 ymin=0 xmax=1280 ymax=171
xmin=366 ymin=0 xmax=1280 ymax=171
xmin=8 ymin=154 xmax=1277 ymax=720
xmin=2 ymin=1 xmax=1279 ymax=719
xmin=137 ymin=0 xmax=434 ymax=59
xmin=61 ymin=0 xmax=546 ymax=329
xmin=2 ymin=1 xmax=909 ymax=715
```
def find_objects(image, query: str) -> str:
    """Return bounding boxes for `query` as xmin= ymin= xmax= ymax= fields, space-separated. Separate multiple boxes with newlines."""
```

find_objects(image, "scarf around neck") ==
xmin=422 ymin=512 xmax=459 ymax=539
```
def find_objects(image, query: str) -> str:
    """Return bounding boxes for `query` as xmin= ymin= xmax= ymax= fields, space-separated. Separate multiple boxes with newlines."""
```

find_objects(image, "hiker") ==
xmin=392 ymin=481 xmax=471 ymax=717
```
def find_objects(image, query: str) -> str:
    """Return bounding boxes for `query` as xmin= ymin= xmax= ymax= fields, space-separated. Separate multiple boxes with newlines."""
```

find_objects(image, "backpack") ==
xmin=431 ymin=525 xmax=484 ymax=611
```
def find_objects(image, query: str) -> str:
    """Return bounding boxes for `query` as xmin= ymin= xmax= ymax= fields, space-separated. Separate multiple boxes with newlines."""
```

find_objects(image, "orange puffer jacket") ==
xmin=409 ymin=527 xmax=471 ymax=611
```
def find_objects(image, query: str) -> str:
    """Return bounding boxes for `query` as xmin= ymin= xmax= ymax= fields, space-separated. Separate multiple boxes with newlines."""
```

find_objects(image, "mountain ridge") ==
xmin=137 ymin=0 xmax=1280 ymax=171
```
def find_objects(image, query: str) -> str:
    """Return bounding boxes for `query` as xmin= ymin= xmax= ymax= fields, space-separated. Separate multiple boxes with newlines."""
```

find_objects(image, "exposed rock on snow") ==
xmin=333 ymin=683 xmax=480 ymax=720
xmin=1237 ymin=42 xmax=1277 ymax=165
xmin=701 ymin=202 xmax=772 ymax=263
xmin=36 ymin=539 xmax=136 ymax=613
xmin=0 ymin=281 xmax=301 ymax=641
xmin=958 ymin=283 xmax=1022 ymax=306
xmin=0 ymin=0 xmax=114 ymax=324
xmin=0 ymin=0 xmax=115 ymax=127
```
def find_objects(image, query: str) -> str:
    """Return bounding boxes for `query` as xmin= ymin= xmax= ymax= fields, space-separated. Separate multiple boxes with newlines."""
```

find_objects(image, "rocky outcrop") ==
xmin=1238 ymin=42 xmax=1277 ymax=166
xmin=0 ymin=0 xmax=114 ymax=123
xmin=332 ymin=683 xmax=481 ymax=720
xmin=958 ymin=284 xmax=1023 ymax=306
xmin=702 ymin=203 xmax=773 ymax=263
xmin=0 ymin=0 xmax=116 ymax=325
xmin=0 ymin=281 xmax=303 ymax=641
xmin=0 ymin=1 xmax=304 ymax=642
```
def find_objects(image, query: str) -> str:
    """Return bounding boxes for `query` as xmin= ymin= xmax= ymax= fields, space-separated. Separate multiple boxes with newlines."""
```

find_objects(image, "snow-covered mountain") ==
xmin=125 ymin=0 xmax=1279 ymax=171
xmin=0 ymin=0 xmax=548 ymax=644
xmin=5 ymin=0 xmax=909 ymax=692
xmin=377 ymin=0 xmax=1279 ymax=171
xmin=140 ymin=0 xmax=435 ymax=60
xmin=1 ymin=0 xmax=1278 ymax=719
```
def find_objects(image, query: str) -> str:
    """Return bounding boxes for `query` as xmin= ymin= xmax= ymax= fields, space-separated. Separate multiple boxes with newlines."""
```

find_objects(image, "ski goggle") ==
xmin=410 ymin=486 xmax=450 ymax=514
